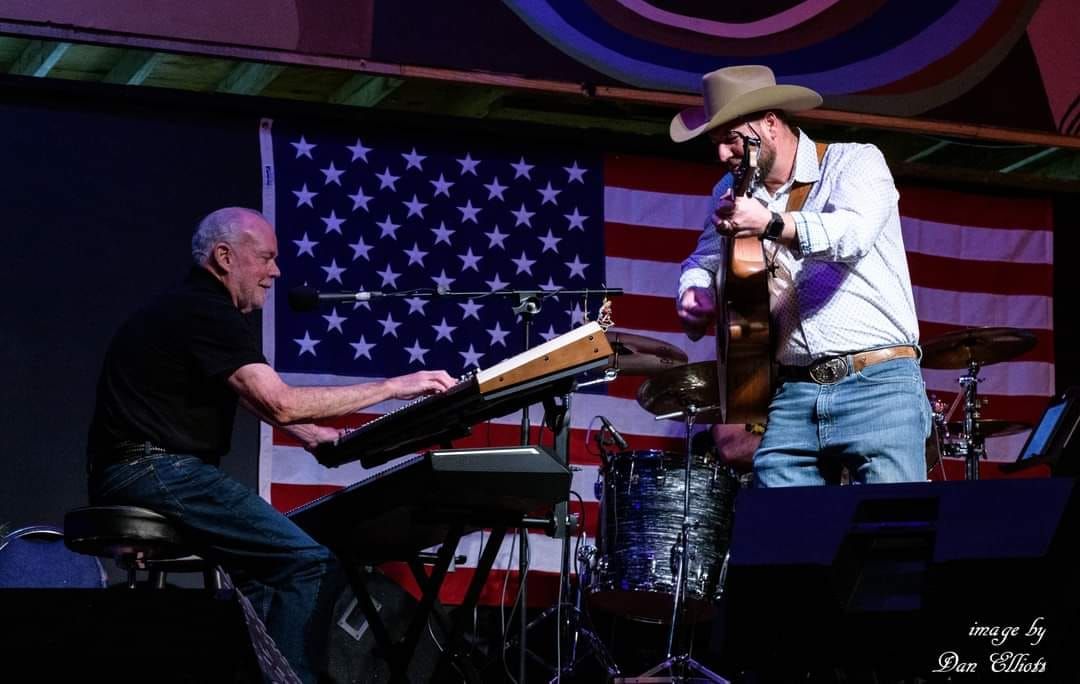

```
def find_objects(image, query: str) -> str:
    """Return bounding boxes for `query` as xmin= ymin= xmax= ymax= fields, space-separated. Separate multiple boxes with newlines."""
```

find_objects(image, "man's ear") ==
xmin=210 ymin=242 xmax=231 ymax=274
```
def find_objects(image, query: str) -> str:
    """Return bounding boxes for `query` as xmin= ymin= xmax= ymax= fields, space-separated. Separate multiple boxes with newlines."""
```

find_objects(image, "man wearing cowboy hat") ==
xmin=675 ymin=65 xmax=930 ymax=487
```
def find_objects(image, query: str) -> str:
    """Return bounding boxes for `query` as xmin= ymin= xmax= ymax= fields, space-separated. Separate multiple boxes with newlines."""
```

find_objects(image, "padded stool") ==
xmin=63 ymin=505 xmax=222 ymax=590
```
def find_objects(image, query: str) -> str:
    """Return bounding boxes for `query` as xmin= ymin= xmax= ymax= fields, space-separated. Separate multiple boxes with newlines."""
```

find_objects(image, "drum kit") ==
xmin=560 ymin=325 xmax=1038 ymax=680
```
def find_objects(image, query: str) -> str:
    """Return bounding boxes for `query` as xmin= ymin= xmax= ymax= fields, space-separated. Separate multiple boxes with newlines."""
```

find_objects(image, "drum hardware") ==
xmin=921 ymin=326 xmax=1037 ymax=480
xmin=599 ymin=361 xmax=732 ymax=683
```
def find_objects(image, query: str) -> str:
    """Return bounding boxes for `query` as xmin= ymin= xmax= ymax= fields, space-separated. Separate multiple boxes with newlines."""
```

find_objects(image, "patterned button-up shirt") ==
xmin=679 ymin=130 xmax=919 ymax=366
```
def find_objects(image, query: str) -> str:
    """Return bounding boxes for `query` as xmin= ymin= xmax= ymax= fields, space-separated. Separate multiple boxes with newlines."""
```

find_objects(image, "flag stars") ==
xmin=567 ymin=303 xmax=587 ymax=326
xmin=403 ymin=194 xmax=428 ymax=219
xmin=457 ymin=153 xmax=481 ymax=176
xmin=347 ymin=186 xmax=372 ymax=212
xmin=404 ymin=339 xmax=430 ymax=365
xmin=487 ymin=321 xmax=510 ymax=348
xmin=459 ymin=299 xmax=483 ymax=321
xmin=485 ymin=226 xmax=509 ymax=250
xmin=512 ymin=251 xmax=537 ymax=275
xmin=458 ymin=247 xmax=482 ymax=272
xmin=432 ymin=269 xmax=456 ymax=292
xmin=377 ymin=264 xmax=401 ymax=288
xmin=483 ymin=177 xmax=508 ymax=201
xmin=432 ymin=222 xmax=455 ymax=246
xmin=432 ymin=317 xmax=457 ymax=342
xmin=402 ymin=148 xmax=426 ymax=171
xmin=322 ymin=259 xmax=346 ymax=283
xmin=537 ymin=229 xmax=561 ymax=253
xmin=565 ymin=255 xmax=589 ymax=279
xmin=511 ymin=156 xmax=534 ymax=180
xmin=321 ymin=210 xmax=345 ymax=234
xmin=404 ymin=242 xmax=428 ymax=267
xmin=404 ymin=296 xmax=428 ymax=316
xmin=564 ymin=161 xmax=587 ymax=183
xmin=539 ymin=325 xmax=561 ymax=342
xmin=486 ymin=273 xmax=509 ymax=291
xmin=537 ymin=182 xmax=561 ymax=205
xmin=346 ymin=138 xmax=372 ymax=163
xmin=378 ymin=313 xmax=402 ymax=338
xmin=322 ymin=307 xmax=346 ymax=333
xmin=512 ymin=203 xmax=535 ymax=228
xmin=293 ymin=184 xmax=317 ymax=208
xmin=539 ymin=276 xmax=560 ymax=292
xmin=291 ymin=136 xmax=316 ymax=159
xmin=459 ymin=344 xmax=484 ymax=369
xmin=376 ymin=215 xmax=401 ymax=240
xmin=565 ymin=207 xmax=588 ymax=231
xmin=349 ymin=335 xmax=375 ymax=360
xmin=430 ymin=174 xmax=454 ymax=198
xmin=376 ymin=167 xmax=400 ymax=191
xmin=348 ymin=236 xmax=373 ymax=261
xmin=293 ymin=331 xmax=320 ymax=356
xmin=293 ymin=232 xmax=318 ymax=257
xmin=458 ymin=199 xmax=481 ymax=224
xmin=320 ymin=162 xmax=345 ymax=186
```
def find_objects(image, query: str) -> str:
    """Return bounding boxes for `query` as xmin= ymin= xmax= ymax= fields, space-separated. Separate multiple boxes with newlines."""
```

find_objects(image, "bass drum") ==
xmin=587 ymin=450 xmax=740 ymax=623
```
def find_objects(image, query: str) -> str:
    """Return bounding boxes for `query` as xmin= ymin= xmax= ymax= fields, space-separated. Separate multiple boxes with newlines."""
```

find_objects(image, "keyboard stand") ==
xmin=344 ymin=525 xmax=510 ymax=683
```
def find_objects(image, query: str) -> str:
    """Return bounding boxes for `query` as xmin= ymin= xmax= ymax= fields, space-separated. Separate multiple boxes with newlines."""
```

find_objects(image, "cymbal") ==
xmin=920 ymin=327 xmax=1037 ymax=369
xmin=607 ymin=330 xmax=689 ymax=375
xmin=636 ymin=360 xmax=724 ymax=422
xmin=944 ymin=419 xmax=1031 ymax=438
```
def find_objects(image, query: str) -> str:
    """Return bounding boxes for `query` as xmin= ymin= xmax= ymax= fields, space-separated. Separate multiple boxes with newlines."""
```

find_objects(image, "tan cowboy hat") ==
xmin=670 ymin=65 xmax=822 ymax=143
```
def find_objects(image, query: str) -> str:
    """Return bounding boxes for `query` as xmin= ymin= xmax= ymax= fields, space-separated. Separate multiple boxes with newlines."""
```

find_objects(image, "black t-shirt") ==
xmin=87 ymin=267 xmax=267 ymax=465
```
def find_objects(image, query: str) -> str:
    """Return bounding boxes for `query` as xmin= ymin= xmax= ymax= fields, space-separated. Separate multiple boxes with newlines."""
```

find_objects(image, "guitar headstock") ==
xmin=732 ymin=133 xmax=761 ymax=198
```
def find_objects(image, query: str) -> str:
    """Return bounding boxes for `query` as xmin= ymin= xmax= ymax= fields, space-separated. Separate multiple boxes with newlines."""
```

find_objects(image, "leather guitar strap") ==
xmin=785 ymin=141 xmax=828 ymax=212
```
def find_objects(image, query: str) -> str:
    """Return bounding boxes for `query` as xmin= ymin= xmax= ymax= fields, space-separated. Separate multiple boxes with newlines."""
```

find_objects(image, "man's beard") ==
xmin=755 ymin=140 xmax=775 ymax=180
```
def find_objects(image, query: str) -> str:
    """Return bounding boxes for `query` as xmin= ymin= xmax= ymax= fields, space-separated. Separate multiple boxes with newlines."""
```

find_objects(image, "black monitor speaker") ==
xmin=717 ymin=479 xmax=1080 ymax=680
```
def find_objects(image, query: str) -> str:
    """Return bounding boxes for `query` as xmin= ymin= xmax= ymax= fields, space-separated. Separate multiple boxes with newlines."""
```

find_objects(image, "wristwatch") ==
xmin=761 ymin=211 xmax=785 ymax=241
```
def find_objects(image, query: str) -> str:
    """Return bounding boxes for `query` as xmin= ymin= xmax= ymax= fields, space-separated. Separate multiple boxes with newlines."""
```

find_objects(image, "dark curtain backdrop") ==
xmin=0 ymin=87 xmax=261 ymax=528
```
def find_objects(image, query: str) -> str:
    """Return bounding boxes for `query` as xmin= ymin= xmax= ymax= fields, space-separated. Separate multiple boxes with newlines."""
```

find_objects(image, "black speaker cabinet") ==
xmin=0 ymin=588 xmax=262 ymax=681
xmin=719 ymin=478 xmax=1080 ymax=680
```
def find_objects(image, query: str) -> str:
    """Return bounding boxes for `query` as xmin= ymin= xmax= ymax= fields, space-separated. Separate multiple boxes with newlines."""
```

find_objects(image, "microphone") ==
xmin=287 ymin=286 xmax=381 ymax=311
xmin=598 ymin=415 xmax=629 ymax=450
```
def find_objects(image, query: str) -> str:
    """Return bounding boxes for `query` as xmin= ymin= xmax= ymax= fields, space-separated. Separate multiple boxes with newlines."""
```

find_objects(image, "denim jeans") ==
xmin=89 ymin=453 xmax=339 ymax=683
xmin=753 ymin=357 xmax=932 ymax=487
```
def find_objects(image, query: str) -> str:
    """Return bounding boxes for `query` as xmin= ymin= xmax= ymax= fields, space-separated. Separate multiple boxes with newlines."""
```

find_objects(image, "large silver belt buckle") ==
xmin=808 ymin=357 xmax=848 ymax=384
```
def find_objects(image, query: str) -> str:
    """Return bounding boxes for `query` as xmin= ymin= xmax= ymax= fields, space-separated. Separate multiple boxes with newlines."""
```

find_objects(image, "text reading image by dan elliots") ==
xmin=932 ymin=617 xmax=1048 ymax=676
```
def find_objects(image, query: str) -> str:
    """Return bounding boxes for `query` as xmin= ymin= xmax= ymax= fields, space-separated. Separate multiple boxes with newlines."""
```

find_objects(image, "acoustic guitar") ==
xmin=715 ymin=135 xmax=772 ymax=426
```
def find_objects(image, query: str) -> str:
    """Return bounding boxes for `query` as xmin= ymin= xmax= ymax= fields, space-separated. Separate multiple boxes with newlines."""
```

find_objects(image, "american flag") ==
xmin=258 ymin=118 xmax=1054 ymax=605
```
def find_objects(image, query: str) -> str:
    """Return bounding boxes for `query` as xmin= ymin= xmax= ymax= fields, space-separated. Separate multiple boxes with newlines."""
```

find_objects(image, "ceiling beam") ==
xmin=103 ymin=50 xmax=164 ymax=86
xmin=9 ymin=40 xmax=71 ymax=77
xmin=330 ymin=74 xmax=402 ymax=108
xmin=216 ymin=62 xmax=284 ymax=95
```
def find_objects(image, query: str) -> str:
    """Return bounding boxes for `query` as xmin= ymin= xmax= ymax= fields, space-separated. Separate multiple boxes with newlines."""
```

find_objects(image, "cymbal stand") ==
xmin=958 ymin=361 xmax=986 ymax=481
xmin=620 ymin=404 xmax=728 ymax=684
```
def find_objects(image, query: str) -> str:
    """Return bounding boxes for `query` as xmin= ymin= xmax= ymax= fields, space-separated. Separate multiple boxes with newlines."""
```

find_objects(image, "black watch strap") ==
xmin=762 ymin=211 xmax=784 ymax=241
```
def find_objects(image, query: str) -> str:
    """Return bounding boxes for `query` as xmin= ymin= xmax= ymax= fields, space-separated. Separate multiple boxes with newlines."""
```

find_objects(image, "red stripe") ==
xmin=379 ymin=564 xmax=565 ymax=608
xmin=924 ymin=392 xmax=1051 ymax=427
xmin=605 ymin=222 xmax=700 ymax=262
xmin=273 ymin=423 xmax=686 ymax=467
xmin=605 ymin=154 xmax=722 ymax=195
xmin=908 ymin=252 xmax=1053 ymax=297
xmin=611 ymin=294 xmax=688 ymax=334
xmin=919 ymin=322 xmax=1054 ymax=364
xmin=271 ymin=482 xmax=343 ymax=513
xmin=898 ymin=187 xmax=1054 ymax=231
xmin=928 ymin=458 xmax=1051 ymax=481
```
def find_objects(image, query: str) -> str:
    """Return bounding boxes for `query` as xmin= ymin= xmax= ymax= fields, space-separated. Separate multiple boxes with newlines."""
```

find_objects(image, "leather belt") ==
xmin=111 ymin=440 xmax=169 ymax=459
xmin=779 ymin=345 xmax=918 ymax=385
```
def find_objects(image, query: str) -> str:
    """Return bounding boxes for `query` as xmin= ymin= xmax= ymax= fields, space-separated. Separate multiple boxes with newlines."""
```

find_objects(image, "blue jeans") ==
xmin=89 ymin=453 xmax=339 ymax=683
xmin=753 ymin=358 xmax=932 ymax=487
